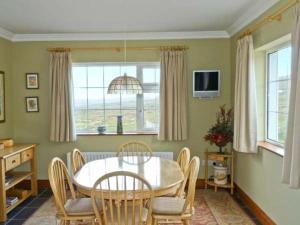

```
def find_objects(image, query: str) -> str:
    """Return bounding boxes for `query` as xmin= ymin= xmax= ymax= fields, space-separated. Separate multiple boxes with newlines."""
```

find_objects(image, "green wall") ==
xmin=0 ymin=38 xmax=12 ymax=138
xmin=231 ymin=1 xmax=300 ymax=224
xmin=10 ymin=39 xmax=231 ymax=179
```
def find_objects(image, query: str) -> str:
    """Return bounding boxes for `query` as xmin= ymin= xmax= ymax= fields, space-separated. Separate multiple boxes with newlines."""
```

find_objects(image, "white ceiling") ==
xmin=0 ymin=0 xmax=279 ymax=41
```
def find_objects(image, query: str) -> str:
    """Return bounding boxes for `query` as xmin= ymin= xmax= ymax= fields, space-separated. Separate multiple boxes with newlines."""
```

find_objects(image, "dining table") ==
xmin=73 ymin=156 xmax=184 ymax=197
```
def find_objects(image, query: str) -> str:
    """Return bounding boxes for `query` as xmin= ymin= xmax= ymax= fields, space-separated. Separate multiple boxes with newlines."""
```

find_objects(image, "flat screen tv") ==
xmin=193 ymin=70 xmax=220 ymax=98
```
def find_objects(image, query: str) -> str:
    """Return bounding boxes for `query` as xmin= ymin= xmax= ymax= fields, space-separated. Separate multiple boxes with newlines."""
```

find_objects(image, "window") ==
xmin=266 ymin=45 xmax=291 ymax=145
xmin=72 ymin=63 xmax=160 ymax=134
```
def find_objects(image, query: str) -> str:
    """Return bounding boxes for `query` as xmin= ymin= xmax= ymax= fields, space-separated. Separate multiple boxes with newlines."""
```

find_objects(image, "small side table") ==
xmin=204 ymin=150 xmax=234 ymax=194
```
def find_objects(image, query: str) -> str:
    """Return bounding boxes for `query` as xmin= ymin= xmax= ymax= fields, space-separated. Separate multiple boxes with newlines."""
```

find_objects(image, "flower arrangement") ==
xmin=204 ymin=105 xmax=233 ymax=153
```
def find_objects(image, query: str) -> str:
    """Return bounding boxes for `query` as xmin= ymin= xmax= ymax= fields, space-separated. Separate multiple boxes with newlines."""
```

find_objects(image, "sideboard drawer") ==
xmin=21 ymin=148 xmax=33 ymax=163
xmin=5 ymin=154 xmax=21 ymax=171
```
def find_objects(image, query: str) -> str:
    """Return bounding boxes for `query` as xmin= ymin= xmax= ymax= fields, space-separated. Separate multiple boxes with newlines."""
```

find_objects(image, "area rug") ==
xmin=24 ymin=190 xmax=255 ymax=225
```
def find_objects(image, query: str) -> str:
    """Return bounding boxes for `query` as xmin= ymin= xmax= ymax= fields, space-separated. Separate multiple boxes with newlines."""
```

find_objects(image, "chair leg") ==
xmin=182 ymin=219 xmax=190 ymax=225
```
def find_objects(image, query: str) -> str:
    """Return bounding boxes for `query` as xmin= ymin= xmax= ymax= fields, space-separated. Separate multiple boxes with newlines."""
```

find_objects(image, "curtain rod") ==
xmin=238 ymin=0 xmax=298 ymax=39
xmin=47 ymin=46 xmax=189 ymax=52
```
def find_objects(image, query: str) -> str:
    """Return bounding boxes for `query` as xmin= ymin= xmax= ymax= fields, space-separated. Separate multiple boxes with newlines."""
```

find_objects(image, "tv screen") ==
xmin=194 ymin=71 xmax=219 ymax=91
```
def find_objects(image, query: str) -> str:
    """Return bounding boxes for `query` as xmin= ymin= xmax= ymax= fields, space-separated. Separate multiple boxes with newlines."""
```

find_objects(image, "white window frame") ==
xmin=265 ymin=42 xmax=291 ymax=147
xmin=72 ymin=62 xmax=160 ymax=134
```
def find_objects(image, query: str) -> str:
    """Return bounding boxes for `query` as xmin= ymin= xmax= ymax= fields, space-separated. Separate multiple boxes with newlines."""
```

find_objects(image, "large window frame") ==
xmin=72 ymin=62 xmax=160 ymax=134
xmin=265 ymin=43 xmax=291 ymax=147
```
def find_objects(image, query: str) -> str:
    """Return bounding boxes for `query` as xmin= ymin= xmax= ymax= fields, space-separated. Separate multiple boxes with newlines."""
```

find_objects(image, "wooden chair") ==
xmin=48 ymin=157 xmax=96 ymax=225
xmin=71 ymin=148 xmax=86 ymax=174
xmin=151 ymin=156 xmax=200 ymax=225
xmin=177 ymin=147 xmax=191 ymax=175
xmin=91 ymin=171 xmax=153 ymax=225
xmin=117 ymin=141 xmax=152 ymax=163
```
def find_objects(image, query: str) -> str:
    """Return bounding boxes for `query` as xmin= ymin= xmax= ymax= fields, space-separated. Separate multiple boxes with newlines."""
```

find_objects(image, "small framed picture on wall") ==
xmin=26 ymin=73 xmax=39 ymax=89
xmin=0 ymin=71 xmax=5 ymax=122
xmin=26 ymin=97 xmax=39 ymax=112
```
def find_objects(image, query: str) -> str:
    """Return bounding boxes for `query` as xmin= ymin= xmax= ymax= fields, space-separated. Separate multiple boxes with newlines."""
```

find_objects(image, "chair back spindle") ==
xmin=182 ymin=156 xmax=200 ymax=214
xmin=71 ymin=148 xmax=86 ymax=174
xmin=91 ymin=171 xmax=153 ymax=225
xmin=48 ymin=157 xmax=77 ymax=216
xmin=117 ymin=141 xmax=152 ymax=163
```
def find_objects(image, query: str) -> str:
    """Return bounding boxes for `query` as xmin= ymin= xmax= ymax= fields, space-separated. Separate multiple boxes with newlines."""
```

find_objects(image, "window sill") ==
xmin=257 ymin=141 xmax=284 ymax=157
xmin=77 ymin=132 xmax=158 ymax=136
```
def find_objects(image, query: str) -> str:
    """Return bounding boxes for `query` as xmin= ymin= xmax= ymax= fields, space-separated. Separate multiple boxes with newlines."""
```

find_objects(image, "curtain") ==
xmin=49 ymin=51 xmax=76 ymax=142
xmin=282 ymin=4 xmax=300 ymax=189
xmin=158 ymin=50 xmax=187 ymax=141
xmin=233 ymin=35 xmax=258 ymax=153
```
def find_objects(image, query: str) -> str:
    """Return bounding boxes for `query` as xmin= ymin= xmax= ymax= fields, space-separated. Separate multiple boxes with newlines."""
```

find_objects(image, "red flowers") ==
xmin=204 ymin=105 xmax=233 ymax=147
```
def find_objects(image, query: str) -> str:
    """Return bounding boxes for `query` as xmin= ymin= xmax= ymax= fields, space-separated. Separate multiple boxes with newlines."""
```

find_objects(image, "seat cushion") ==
xmin=152 ymin=197 xmax=185 ymax=215
xmin=64 ymin=197 xmax=100 ymax=216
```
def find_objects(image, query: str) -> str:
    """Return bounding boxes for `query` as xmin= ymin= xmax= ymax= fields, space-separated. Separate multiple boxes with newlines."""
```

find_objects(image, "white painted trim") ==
xmin=227 ymin=0 xmax=280 ymax=36
xmin=10 ymin=31 xmax=229 ymax=42
xmin=0 ymin=26 xmax=14 ymax=40
xmin=0 ymin=0 xmax=282 ymax=42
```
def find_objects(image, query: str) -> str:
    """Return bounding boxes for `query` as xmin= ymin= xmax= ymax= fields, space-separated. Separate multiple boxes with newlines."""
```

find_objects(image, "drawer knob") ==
xmin=12 ymin=160 xmax=16 ymax=163
xmin=27 ymin=154 xmax=30 ymax=157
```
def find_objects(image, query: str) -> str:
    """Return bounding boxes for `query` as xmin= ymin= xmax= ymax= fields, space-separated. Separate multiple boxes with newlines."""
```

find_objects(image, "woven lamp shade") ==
xmin=107 ymin=74 xmax=143 ymax=94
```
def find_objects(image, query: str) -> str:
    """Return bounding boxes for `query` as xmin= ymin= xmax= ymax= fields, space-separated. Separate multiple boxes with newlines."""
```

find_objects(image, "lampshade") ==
xmin=107 ymin=73 xmax=143 ymax=94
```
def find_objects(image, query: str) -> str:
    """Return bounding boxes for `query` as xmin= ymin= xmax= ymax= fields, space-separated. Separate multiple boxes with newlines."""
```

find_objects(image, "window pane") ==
xmin=144 ymin=109 xmax=159 ymax=130
xmin=122 ymin=110 xmax=137 ymax=131
xmin=144 ymin=93 xmax=159 ymax=109
xmin=105 ymin=110 xmax=120 ymax=132
xmin=267 ymin=112 xmax=288 ymax=143
xmin=74 ymin=88 xmax=87 ymax=109
xmin=73 ymin=67 xmax=87 ymax=87
xmin=121 ymin=94 xmax=136 ymax=109
xmin=75 ymin=109 xmax=87 ymax=132
xmin=72 ymin=63 xmax=160 ymax=133
xmin=143 ymin=68 xmax=157 ymax=83
xmin=105 ymin=91 xmax=121 ymax=110
xmin=88 ymin=88 xmax=104 ymax=109
xmin=88 ymin=67 xmax=103 ymax=87
xmin=267 ymin=46 xmax=291 ymax=145
xmin=87 ymin=110 xmax=104 ymax=132
xmin=268 ymin=81 xmax=289 ymax=113
xmin=278 ymin=47 xmax=291 ymax=79
xmin=104 ymin=66 xmax=121 ymax=87
xmin=268 ymin=52 xmax=278 ymax=82
xmin=121 ymin=66 xmax=136 ymax=77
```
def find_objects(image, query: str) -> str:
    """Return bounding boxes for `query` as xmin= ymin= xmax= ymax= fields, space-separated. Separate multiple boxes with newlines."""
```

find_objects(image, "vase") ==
xmin=117 ymin=115 xmax=123 ymax=134
xmin=213 ymin=165 xmax=228 ymax=185
xmin=97 ymin=125 xmax=106 ymax=134
xmin=218 ymin=146 xmax=225 ymax=154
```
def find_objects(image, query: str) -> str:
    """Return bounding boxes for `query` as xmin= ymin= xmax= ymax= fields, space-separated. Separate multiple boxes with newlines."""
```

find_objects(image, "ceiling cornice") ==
xmin=10 ymin=31 xmax=229 ymax=42
xmin=0 ymin=0 xmax=280 ymax=42
xmin=0 ymin=26 xmax=14 ymax=40
xmin=227 ymin=0 xmax=280 ymax=36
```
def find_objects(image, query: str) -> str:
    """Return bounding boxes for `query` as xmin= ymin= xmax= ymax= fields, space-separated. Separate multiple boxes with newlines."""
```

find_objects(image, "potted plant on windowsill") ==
xmin=203 ymin=105 xmax=233 ymax=154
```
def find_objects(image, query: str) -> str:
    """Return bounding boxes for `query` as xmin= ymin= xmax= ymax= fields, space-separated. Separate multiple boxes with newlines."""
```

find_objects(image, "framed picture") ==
xmin=0 ymin=71 xmax=5 ymax=122
xmin=26 ymin=97 xmax=39 ymax=112
xmin=26 ymin=73 xmax=39 ymax=89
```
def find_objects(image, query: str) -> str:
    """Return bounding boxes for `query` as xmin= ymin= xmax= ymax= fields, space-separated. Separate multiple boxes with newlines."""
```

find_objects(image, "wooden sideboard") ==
xmin=0 ymin=144 xmax=37 ymax=222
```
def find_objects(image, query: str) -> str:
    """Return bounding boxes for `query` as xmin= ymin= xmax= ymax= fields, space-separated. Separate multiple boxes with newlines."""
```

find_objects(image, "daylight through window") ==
xmin=266 ymin=45 xmax=291 ymax=145
xmin=72 ymin=63 xmax=160 ymax=134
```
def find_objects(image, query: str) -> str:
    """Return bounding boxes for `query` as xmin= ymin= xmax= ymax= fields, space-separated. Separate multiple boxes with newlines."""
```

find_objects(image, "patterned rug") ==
xmin=24 ymin=190 xmax=255 ymax=225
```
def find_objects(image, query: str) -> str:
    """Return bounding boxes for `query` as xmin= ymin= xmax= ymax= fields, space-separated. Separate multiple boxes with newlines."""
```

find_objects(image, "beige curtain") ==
xmin=158 ymin=50 xmax=187 ymax=141
xmin=49 ymin=51 xmax=76 ymax=142
xmin=233 ymin=35 xmax=258 ymax=153
xmin=282 ymin=4 xmax=300 ymax=189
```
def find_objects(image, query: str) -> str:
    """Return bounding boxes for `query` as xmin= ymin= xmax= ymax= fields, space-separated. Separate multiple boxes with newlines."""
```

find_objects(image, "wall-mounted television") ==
xmin=193 ymin=70 xmax=220 ymax=98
